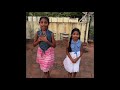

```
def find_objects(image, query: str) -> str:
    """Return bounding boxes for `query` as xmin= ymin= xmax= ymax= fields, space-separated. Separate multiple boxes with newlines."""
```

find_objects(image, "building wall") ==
xmin=26 ymin=16 xmax=90 ymax=42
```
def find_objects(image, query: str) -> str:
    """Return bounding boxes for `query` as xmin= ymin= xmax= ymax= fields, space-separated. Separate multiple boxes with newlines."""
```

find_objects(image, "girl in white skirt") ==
xmin=63 ymin=28 xmax=84 ymax=78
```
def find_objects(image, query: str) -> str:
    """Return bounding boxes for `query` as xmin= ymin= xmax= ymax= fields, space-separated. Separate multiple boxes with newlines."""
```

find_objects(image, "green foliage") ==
xmin=26 ymin=12 xmax=84 ymax=19
xmin=89 ymin=26 xmax=94 ymax=40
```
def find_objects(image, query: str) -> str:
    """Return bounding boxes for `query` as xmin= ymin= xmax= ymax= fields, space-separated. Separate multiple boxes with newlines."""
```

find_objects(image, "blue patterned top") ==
xmin=71 ymin=39 xmax=81 ymax=56
xmin=37 ymin=29 xmax=52 ymax=53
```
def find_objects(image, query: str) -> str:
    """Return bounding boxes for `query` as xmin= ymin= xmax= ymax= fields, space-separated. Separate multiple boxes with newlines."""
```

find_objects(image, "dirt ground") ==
xmin=26 ymin=40 xmax=94 ymax=78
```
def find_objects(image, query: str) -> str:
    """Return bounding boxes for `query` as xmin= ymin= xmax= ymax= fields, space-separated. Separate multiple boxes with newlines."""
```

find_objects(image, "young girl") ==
xmin=63 ymin=28 xmax=84 ymax=78
xmin=33 ymin=16 xmax=56 ymax=78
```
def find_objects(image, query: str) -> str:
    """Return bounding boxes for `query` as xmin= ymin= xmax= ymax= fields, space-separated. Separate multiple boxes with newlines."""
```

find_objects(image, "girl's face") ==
xmin=39 ymin=18 xmax=49 ymax=31
xmin=72 ymin=31 xmax=80 ymax=41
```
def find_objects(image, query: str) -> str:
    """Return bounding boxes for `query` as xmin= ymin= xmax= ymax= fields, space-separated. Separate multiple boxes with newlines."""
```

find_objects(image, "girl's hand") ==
xmin=71 ymin=58 xmax=76 ymax=63
xmin=39 ymin=35 xmax=48 ymax=42
xmin=73 ymin=57 xmax=79 ymax=63
xmin=37 ymin=37 xmax=42 ymax=42
xmin=72 ymin=60 xmax=76 ymax=63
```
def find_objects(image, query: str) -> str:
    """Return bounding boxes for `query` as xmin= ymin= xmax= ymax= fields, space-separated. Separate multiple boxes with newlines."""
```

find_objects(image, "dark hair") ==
xmin=39 ymin=16 xmax=49 ymax=24
xmin=68 ymin=28 xmax=81 ymax=52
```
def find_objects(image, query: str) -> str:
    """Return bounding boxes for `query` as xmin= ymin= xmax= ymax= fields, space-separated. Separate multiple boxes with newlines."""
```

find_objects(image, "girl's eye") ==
xmin=40 ymin=21 xmax=43 ymax=23
xmin=40 ymin=21 xmax=48 ymax=24
xmin=44 ymin=21 xmax=47 ymax=23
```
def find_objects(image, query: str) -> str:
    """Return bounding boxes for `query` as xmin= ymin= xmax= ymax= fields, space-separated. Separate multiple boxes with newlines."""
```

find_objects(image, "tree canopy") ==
xmin=26 ymin=12 xmax=84 ymax=19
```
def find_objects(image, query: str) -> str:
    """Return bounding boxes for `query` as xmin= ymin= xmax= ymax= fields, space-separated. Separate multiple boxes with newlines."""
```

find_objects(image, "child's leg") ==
xmin=73 ymin=72 xmax=77 ymax=78
xmin=44 ymin=71 xmax=50 ymax=78
xmin=68 ymin=72 xmax=72 ymax=78
xmin=47 ymin=71 xmax=50 ymax=78
xmin=43 ymin=72 xmax=48 ymax=78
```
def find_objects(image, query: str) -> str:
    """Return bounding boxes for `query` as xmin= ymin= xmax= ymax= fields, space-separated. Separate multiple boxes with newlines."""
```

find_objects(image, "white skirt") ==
xmin=63 ymin=51 xmax=81 ymax=73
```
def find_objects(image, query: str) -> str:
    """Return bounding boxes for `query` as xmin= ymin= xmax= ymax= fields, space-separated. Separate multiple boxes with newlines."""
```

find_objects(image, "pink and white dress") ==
xmin=36 ymin=47 xmax=55 ymax=72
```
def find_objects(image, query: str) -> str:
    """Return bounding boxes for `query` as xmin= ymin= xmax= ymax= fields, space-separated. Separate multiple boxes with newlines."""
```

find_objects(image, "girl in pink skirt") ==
xmin=33 ymin=16 xmax=56 ymax=78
